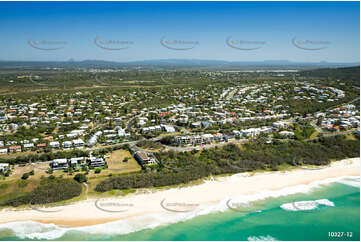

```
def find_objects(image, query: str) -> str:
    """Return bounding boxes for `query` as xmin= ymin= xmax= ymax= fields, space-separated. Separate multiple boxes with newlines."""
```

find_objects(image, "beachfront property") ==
xmin=87 ymin=157 xmax=106 ymax=167
xmin=0 ymin=148 xmax=7 ymax=154
xmin=50 ymin=158 xmax=69 ymax=170
xmin=0 ymin=163 xmax=9 ymax=173
xmin=70 ymin=157 xmax=86 ymax=168
xmin=134 ymin=151 xmax=157 ymax=165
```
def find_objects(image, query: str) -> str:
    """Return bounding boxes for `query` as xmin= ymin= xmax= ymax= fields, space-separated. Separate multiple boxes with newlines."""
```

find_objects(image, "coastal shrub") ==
xmin=74 ymin=173 xmax=87 ymax=183
xmin=0 ymin=183 xmax=8 ymax=190
xmin=0 ymin=179 xmax=82 ymax=207
xmin=95 ymin=135 xmax=360 ymax=192
xmin=21 ymin=173 xmax=29 ymax=180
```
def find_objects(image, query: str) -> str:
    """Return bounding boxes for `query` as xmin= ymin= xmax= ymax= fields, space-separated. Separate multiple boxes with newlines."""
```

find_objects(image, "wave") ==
xmin=219 ymin=175 xmax=358 ymax=208
xmin=0 ymin=221 xmax=67 ymax=240
xmin=0 ymin=176 xmax=358 ymax=240
xmin=280 ymin=199 xmax=334 ymax=211
xmin=337 ymin=177 xmax=360 ymax=188
xmin=248 ymin=235 xmax=279 ymax=241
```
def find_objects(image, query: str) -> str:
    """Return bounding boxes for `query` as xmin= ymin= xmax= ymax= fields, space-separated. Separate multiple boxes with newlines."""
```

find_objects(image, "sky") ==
xmin=0 ymin=1 xmax=359 ymax=62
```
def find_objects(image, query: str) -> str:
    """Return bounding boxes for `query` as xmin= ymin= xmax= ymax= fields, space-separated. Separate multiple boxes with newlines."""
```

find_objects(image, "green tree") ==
xmin=74 ymin=173 xmax=87 ymax=183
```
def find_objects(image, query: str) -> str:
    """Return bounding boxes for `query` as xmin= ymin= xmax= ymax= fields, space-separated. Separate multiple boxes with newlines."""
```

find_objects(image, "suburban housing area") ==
xmin=0 ymin=66 xmax=359 ymax=208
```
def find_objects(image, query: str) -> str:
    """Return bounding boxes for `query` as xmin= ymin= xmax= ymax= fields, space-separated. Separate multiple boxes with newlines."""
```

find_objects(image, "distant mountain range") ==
xmin=0 ymin=59 xmax=359 ymax=69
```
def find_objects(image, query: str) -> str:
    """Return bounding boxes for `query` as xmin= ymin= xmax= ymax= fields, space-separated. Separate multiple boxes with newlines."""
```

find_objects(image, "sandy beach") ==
xmin=0 ymin=157 xmax=359 ymax=227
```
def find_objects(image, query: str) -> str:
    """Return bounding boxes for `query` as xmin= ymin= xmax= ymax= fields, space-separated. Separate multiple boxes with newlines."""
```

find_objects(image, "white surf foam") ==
xmin=280 ymin=199 xmax=334 ymax=211
xmin=0 ymin=221 xmax=67 ymax=240
xmin=337 ymin=177 xmax=360 ymax=188
xmin=248 ymin=235 xmax=279 ymax=241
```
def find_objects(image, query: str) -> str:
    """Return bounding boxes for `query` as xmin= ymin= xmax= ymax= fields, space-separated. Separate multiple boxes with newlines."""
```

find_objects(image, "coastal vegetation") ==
xmin=95 ymin=135 xmax=359 ymax=192
xmin=0 ymin=178 xmax=82 ymax=207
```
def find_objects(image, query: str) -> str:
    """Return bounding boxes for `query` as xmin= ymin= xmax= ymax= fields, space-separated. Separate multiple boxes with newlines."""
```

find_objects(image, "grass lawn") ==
xmin=345 ymin=133 xmax=357 ymax=141
xmin=309 ymin=130 xmax=319 ymax=139
xmin=106 ymin=149 xmax=141 ymax=173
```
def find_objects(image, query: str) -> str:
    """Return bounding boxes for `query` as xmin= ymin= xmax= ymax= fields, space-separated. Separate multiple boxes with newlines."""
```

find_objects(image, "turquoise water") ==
xmin=0 ymin=177 xmax=359 ymax=241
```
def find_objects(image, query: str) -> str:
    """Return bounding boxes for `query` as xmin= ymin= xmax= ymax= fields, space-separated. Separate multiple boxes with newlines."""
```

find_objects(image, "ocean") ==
xmin=0 ymin=176 xmax=359 ymax=241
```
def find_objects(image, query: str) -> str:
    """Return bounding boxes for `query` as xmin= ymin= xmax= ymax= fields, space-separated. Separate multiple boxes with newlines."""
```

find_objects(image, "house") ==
xmin=87 ymin=157 xmax=106 ymax=167
xmin=232 ymin=130 xmax=241 ymax=137
xmin=273 ymin=121 xmax=291 ymax=129
xmin=118 ymin=128 xmax=129 ymax=137
xmin=174 ymin=136 xmax=192 ymax=144
xmin=87 ymin=131 xmax=102 ymax=147
xmin=201 ymin=121 xmax=212 ymax=128
xmin=193 ymin=135 xmax=202 ymax=144
xmin=142 ymin=127 xmax=150 ymax=133
xmin=50 ymin=159 xmax=69 ymax=170
xmin=9 ymin=145 xmax=21 ymax=153
xmin=137 ymin=118 xmax=148 ymax=127
xmin=0 ymin=148 xmax=8 ymax=154
xmin=179 ymin=114 xmax=189 ymax=123
xmin=66 ymin=133 xmax=78 ymax=139
xmin=104 ymin=134 xmax=117 ymax=139
xmin=162 ymin=125 xmax=175 ymax=133
xmin=23 ymin=143 xmax=34 ymax=150
xmin=279 ymin=131 xmax=295 ymax=138
xmin=241 ymin=128 xmax=260 ymax=137
xmin=70 ymin=157 xmax=85 ymax=168
xmin=0 ymin=163 xmax=9 ymax=173
xmin=32 ymin=138 xmax=40 ymax=143
xmin=62 ymin=141 xmax=72 ymax=149
xmin=201 ymin=133 xmax=214 ymax=143
xmin=49 ymin=141 xmax=60 ymax=149
xmin=223 ymin=133 xmax=235 ymax=141
xmin=72 ymin=139 xmax=85 ymax=148
xmin=37 ymin=143 xmax=47 ymax=150
xmin=134 ymin=151 xmax=156 ymax=165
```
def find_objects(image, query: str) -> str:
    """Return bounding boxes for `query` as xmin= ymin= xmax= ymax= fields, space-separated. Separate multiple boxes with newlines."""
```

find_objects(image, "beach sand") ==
xmin=0 ymin=157 xmax=359 ymax=227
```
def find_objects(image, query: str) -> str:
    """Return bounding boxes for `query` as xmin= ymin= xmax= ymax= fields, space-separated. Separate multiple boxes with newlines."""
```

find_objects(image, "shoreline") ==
xmin=0 ymin=157 xmax=359 ymax=228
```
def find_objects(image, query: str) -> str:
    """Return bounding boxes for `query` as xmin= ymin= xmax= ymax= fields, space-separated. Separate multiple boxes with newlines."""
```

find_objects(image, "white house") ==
xmin=49 ymin=141 xmax=60 ymax=149
xmin=0 ymin=163 xmax=9 ymax=173
xmin=62 ymin=141 xmax=72 ymax=149
xmin=73 ymin=139 xmax=85 ymax=148
xmin=0 ymin=148 xmax=8 ymax=155
xmin=50 ymin=159 xmax=68 ymax=170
